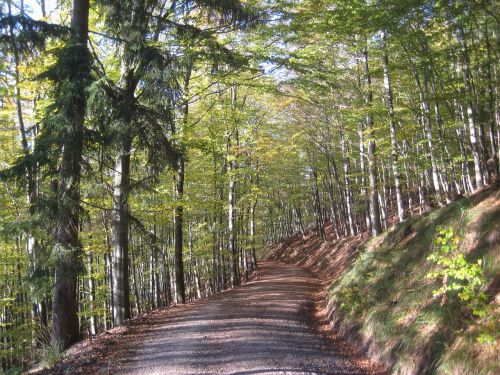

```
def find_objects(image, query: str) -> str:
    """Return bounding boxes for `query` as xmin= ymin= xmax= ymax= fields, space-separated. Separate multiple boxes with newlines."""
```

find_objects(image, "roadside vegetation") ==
xmin=329 ymin=186 xmax=499 ymax=375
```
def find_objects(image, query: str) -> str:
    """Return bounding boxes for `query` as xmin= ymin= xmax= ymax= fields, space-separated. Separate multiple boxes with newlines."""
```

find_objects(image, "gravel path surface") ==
xmin=115 ymin=261 xmax=368 ymax=375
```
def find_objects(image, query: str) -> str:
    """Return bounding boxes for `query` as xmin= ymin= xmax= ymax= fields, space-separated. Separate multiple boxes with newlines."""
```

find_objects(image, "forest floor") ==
xmin=39 ymin=262 xmax=385 ymax=374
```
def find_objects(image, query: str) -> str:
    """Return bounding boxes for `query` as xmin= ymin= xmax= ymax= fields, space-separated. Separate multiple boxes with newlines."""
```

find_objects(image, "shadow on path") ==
xmin=114 ymin=262 xmax=372 ymax=375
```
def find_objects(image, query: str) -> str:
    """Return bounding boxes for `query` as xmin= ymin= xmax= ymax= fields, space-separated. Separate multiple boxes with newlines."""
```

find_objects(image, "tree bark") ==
xmin=362 ymin=46 xmax=382 ymax=236
xmin=452 ymin=6 xmax=484 ymax=189
xmin=52 ymin=0 xmax=90 ymax=350
xmin=110 ymin=54 xmax=137 ymax=325
xmin=228 ymin=85 xmax=240 ymax=288
xmin=409 ymin=55 xmax=443 ymax=205
xmin=172 ymin=64 xmax=193 ymax=303
xmin=339 ymin=126 xmax=356 ymax=235
xmin=173 ymin=155 xmax=186 ymax=303
xmin=312 ymin=169 xmax=325 ymax=239
xmin=111 ymin=135 xmax=132 ymax=325
xmin=484 ymin=22 xmax=500 ymax=179
xmin=87 ymin=252 xmax=96 ymax=336
xmin=381 ymin=30 xmax=405 ymax=222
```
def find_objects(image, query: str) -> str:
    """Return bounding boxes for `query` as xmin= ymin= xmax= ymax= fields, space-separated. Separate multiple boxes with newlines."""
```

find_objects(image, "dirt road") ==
xmin=111 ymin=262 xmax=371 ymax=375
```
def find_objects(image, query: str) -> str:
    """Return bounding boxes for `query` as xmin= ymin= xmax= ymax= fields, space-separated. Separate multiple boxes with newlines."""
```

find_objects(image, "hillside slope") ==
xmin=265 ymin=185 xmax=500 ymax=375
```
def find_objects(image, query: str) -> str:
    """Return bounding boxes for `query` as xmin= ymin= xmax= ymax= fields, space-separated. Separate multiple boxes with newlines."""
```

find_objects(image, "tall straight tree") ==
xmin=52 ymin=0 xmax=91 ymax=349
xmin=228 ymin=84 xmax=240 ymax=287
xmin=362 ymin=44 xmax=382 ymax=236
xmin=380 ymin=29 xmax=405 ymax=222
xmin=111 ymin=40 xmax=139 ymax=327
xmin=172 ymin=62 xmax=193 ymax=304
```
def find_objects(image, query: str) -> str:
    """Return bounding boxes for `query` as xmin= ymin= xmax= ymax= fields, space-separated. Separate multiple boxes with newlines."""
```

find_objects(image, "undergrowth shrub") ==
xmin=427 ymin=225 xmax=499 ymax=355
xmin=337 ymin=284 xmax=363 ymax=315
xmin=34 ymin=324 xmax=62 ymax=368
xmin=426 ymin=226 xmax=487 ymax=318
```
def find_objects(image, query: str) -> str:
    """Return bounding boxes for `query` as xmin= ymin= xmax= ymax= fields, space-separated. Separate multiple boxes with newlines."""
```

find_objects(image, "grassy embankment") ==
xmin=267 ymin=185 xmax=500 ymax=374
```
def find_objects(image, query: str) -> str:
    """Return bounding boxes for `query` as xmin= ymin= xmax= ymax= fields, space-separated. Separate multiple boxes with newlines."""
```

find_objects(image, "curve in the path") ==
xmin=116 ymin=261 xmax=366 ymax=375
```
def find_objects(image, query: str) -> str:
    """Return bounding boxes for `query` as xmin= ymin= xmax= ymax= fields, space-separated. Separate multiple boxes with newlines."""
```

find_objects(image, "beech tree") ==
xmin=0 ymin=0 xmax=498 ymax=371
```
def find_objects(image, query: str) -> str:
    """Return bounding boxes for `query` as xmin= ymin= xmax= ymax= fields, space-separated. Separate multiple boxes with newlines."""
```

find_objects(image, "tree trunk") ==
xmin=409 ymin=56 xmax=443 ymax=205
xmin=327 ymin=152 xmax=349 ymax=236
xmin=153 ymin=231 xmax=161 ymax=309
xmin=228 ymin=85 xmax=240 ymax=288
xmin=484 ymin=22 xmax=500 ymax=179
xmin=111 ymin=133 xmax=132 ymax=325
xmin=362 ymin=46 xmax=382 ymax=236
xmin=172 ymin=64 xmax=192 ymax=303
xmin=250 ymin=200 xmax=258 ymax=269
xmin=381 ymin=30 xmax=405 ymax=222
xmin=52 ymin=0 xmax=90 ymax=350
xmin=87 ymin=252 xmax=96 ymax=336
xmin=7 ymin=0 xmax=46 ymax=328
xmin=339 ymin=126 xmax=356 ymax=235
xmin=454 ymin=13 xmax=484 ymax=189
xmin=312 ymin=169 xmax=325 ymax=239
xmin=173 ymin=155 xmax=186 ymax=303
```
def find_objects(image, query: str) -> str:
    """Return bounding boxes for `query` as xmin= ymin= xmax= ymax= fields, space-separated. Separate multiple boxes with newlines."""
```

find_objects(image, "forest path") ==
xmin=112 ymin=261 xmax=375 ymax=375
